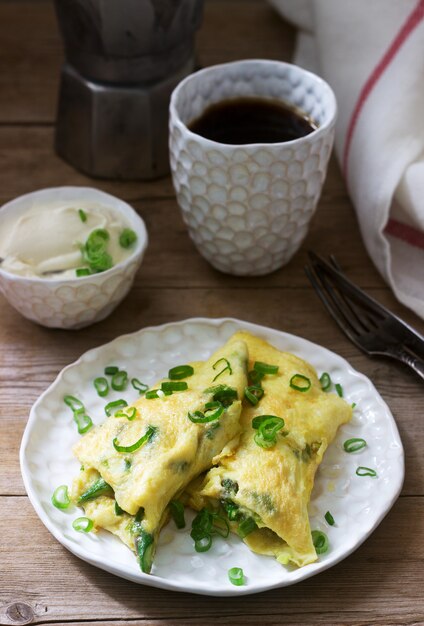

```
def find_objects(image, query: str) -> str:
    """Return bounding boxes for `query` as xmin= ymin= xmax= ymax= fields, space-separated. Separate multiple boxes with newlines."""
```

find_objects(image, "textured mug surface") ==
xmin=169 ymin=59 xmax=337 ymax=276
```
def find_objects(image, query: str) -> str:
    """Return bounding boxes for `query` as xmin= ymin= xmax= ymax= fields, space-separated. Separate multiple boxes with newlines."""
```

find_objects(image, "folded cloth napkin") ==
xmin=270 ymin=0 xmax=424 ymax=319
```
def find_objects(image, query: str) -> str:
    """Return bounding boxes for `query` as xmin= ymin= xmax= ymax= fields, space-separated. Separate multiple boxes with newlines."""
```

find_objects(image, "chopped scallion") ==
xmin=114 ymin=406 xmax=137 ymax=421
xmin=74 ymin=410 xmax=93 ymax=434
xmin=244 ymin=384 xmax=264 ymax=406
xmin=64 ymin=395 xmax=84 ymax=413
xmin=104 ymin=366 xmax=119 ymax=375
xmin=228 ymin=567 xmax=245 ymax=586
xmin=78 ymin=478 xmax=113 ymax=503
xmin=111 ymin=370 xmax=128 ymax=391
xmin=289 ymin=374 xmax=311 ymax=392
xmin=324 ymin=511 xmax=335 ymax=526
xmin=319 ymin=372 xmax=332 ymax=391
xmin=115 ymin=501 xmax=125 ymax=516
xmin=94 ymin=377 xmax=109 ymax=397
xmin=105 ymin=399 xmax=128 ymax=416
xmin=168 ymin=364 xmax=194 ymax=380
xmin=356 ymin=466 xmax=377 ymax=478
xmin=119 ymin=228 xmax=138 ymax=248
xmin=113 ymin=425 xmax=157 ymax=453
xmin=52 ymin=485 xmax=70 ymax=510
xmin=212 ymin=357 xmax=232 ymax=382
xmin=237 ymin=516 xmax=257 ymax=538
xmin=78 ymin=209 xmax=87 ymax=223
xmin=343 ymin=438 xmax=367 ymax=453
xmin=131 ymin=378 xmax=149 ymax=394
xmin=76 ymin=268 xmax=90 ymax=277
xmin=335 ymin=383 xmax=344 ymax=397
xmin=312 ymin=529 xmax=329 ymax=554
xmin=253 ymin=361 xmax=279 ymax=375
xmin=169 ymin=500 xmax=186 ymax=529
xmin=72 ymin=516 xmax=93 ymax=533
xmin=188 ymin=401 xmax=224 ymax=423
xmin=161 ymin=381 xmax=188 ymax=393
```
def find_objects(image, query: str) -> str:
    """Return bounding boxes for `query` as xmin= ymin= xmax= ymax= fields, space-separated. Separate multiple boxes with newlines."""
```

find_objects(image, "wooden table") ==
xmin=1 ymin=2 xmax=423 ymax=625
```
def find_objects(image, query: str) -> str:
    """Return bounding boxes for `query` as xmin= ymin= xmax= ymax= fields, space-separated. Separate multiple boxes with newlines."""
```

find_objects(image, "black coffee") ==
xmin=188 ymin=97 xmax=318 ymax=145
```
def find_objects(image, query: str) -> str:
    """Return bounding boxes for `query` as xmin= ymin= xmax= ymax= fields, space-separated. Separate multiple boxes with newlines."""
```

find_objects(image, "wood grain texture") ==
xmin=0 ymin=0 xmax=423 ymax=625
xmin=0 ymin=497 xmax=423 ymax=625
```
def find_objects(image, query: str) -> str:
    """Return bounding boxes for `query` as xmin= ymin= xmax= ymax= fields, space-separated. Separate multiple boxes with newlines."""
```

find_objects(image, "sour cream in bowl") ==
xmin=0 ymin=187 xmax=148 ymax=329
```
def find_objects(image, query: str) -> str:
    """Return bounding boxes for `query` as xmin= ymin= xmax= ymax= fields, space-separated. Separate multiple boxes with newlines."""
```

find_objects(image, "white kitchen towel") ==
xmin=270 ymin=0 xmax=424 ymax=319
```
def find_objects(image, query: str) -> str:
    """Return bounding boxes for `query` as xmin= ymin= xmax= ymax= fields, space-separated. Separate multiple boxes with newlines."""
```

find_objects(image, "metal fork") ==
xmin=305 ymin=251 xmax=424 ymax=381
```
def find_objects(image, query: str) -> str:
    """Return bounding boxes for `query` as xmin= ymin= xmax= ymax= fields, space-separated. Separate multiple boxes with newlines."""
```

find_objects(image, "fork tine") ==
xmin=308 ymin=251 xmax=424 ymax=357
xmin=314 ymin=264 xmax=373 ymax=336
xmin=328 ymin=255 xmax=380 ymax=332
xmin=304 ymin=264 xmax=369 ymax=354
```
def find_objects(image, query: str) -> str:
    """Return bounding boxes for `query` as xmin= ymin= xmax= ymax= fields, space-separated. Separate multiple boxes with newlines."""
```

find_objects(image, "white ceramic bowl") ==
xmin=0 ymin=187 xmax=148 ymax=329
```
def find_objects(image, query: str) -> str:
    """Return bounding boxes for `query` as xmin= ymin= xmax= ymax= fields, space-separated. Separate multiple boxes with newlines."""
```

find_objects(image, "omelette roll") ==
xmin=72 ymin=336 xmax=248 ymax=572
xmin=187 ymin=331 xmax=352 ymax=567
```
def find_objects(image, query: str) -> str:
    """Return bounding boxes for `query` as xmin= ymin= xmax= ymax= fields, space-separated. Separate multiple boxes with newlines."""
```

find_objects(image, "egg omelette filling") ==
xmin=71 ymin=337 xmax=249 ymax=572
xmin=186 ymin=331 xmax=352 ymax=567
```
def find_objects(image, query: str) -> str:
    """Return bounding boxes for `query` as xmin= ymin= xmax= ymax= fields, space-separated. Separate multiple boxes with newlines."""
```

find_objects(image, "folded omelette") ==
xmin=186 ymin=331 xmax=352 ymax=567
xmin=71 ymin=336 xmax=248 ymax=572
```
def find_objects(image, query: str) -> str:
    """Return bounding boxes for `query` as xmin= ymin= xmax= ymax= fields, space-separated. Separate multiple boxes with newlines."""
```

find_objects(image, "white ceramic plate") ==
xmin=20 ymin=318 xmax=404 ymax=596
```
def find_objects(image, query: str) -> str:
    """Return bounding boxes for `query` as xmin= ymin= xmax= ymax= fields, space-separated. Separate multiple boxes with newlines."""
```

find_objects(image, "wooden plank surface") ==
xmin=0 ymin=1 xmax=423 ymax=625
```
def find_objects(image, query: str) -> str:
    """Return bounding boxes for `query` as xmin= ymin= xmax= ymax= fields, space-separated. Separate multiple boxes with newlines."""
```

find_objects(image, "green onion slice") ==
xmin=343 ymin=438 xmax=367 ymax=453
xmin=319 ymin=372 xmax=332 ymax=391
xmin=119 ymin=228 xmax=138 ymax=249
xmin=105 ymin=399 xmax=128 ymax=416
xmin=194 ymin=535 xmax=212 ymax=552
xmin=145 ymin=388 xmax=172 ymax=399
xmin=204 ymin=384 xmax=238 ymax=406
xmin=115 ymin=406 xmax=137 ymax=421
xmin=312 ymin=529 xmax=329 ymax=554
xmin=52 ymin=485 xmax=71 ymax=510
xmin=76 ymin=268 xmax=90 ymax=277
xmin=335 ymin=383 xmax=344 ymax=397
xmin=115 ymin=501 xmax=125 ymax=516
xmin=222 ymin=500 xmax=239 ymax=521
xmin=244 ymin=385 xmax=264 ymax=406
xmin=188 ymin=401 xmax=224 ymax=423
xmin=169 ymin=500 xmax=186 ymax=529
xmin=113 ymin=425 xmax=157 ymax=453
xmin=228 ymin=567 xmax=245 ymax=586
xmin=325 ymin=511 xmax=335 ymax=526
xmin=356 ymin=466 xmax=377 ymax=477
xmin=135 ymin=530 xmax=155 ymax=574
xmin=168 ymin=364 xmax=194 ymax=380
xmin=78 ymin=209 xmax=87 ymax=223
xmin=212 ymin=357 xmax=232 ymax=382
xmin=237 ymin=516 xmax=258 ymax=538
xmin=74 ymin=410 xmax=93 ymax=434
xmin=289 ymin=374 xmax=312 ymax=392
xmin=111 ymin=370 xmax=128 ymax=391
xmin=94 ymin=377 xmax=109 ymax=397
xmin=131 ymin=378 xmax=149 ymax=394
xmin=105 ymin=365 xmax=119 ymax=375
xmin=252 ymin=415 xmax=285 ymax=449
xmin=248 ymin=369 xmax=264 ymax=385
xmin=253 ymin=361 xmax=279 ymax=375
xmin=72 ymin=517 xmax=93 ymax=533
xmin=64 ymin=395 xmax=84 ymax=413
xmin=251 ymin=415 xmax=284 ymax=430
xmin=161 ymin=381 xmax=188 ymax=393
xmin=78 ymin=478 xmax=113 ymax=503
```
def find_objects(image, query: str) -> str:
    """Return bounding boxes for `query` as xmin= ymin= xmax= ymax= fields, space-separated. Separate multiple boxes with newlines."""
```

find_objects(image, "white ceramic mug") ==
xmin=169 ymin=59 xmax=337 ymax=276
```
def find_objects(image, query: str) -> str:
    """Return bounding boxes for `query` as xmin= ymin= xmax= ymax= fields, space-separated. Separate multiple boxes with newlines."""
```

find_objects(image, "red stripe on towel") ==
xmin=385 ymin=218 xmax=424 ymax=250
xmin=343 ymin=0 xmax=424 ymax=178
